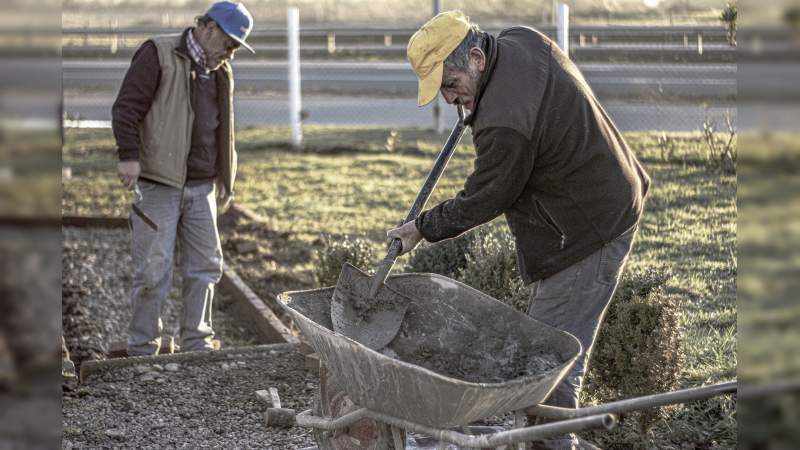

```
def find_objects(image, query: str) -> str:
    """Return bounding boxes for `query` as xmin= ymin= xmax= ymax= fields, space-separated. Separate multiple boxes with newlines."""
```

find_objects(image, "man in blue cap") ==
xmin=112 ymin=1 xmax=254 ymax=356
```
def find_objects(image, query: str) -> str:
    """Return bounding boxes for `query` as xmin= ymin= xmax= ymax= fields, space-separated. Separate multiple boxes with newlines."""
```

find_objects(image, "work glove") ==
xmin=387 ymin=220 xmax=423 ymax=256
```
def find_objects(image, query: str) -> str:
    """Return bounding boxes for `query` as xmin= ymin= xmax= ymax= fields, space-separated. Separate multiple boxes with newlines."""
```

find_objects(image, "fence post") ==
xmin=327 ymin=32 xmax=336 ymax=54
xmin=556 ymin=3 xmax=569 ymax=56
xmin=110 ymin=19 xmax=119 ymax=55
xmin=697 ymin=33 xmax=704 ymax=55
xmin=287 ymin=7 xmax=303 ymax=149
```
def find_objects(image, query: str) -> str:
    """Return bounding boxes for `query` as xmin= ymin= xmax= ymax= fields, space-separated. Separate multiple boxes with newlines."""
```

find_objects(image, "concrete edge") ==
xmin=79 ymin=342 xmax=298 ymax=382
xmin=220 ymin=264 xmax=301 ymax=347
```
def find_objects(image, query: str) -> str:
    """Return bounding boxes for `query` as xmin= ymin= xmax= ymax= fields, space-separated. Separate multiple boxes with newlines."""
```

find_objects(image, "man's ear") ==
xmin=469 ymin=47 xmax=486 ymax=72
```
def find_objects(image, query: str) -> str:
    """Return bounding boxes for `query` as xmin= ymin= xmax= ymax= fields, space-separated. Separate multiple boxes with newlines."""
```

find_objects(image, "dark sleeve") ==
xmin=111 ymin=41 xmax=161 ymax=161
xmin=415 ymin=127 xmax=534 ymax=242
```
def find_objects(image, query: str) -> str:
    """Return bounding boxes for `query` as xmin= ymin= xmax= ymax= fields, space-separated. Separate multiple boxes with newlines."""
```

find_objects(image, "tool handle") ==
xmin=369 ymin=106 xmax=467 ymax=297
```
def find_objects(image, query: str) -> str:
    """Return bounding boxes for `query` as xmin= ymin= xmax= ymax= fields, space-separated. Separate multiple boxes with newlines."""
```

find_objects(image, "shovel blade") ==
xmin=330 ymin=263 xmax=410 ymax=350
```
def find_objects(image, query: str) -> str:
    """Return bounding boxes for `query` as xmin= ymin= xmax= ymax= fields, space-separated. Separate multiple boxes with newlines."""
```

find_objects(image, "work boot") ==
xmin=62 ymin=336 xmax=77 ymax=380
xmin=527 ymin=434 xmax=577 ymax=450
xmin=527 ymin=433 xmax=601 ymax=450
xmin=575 ymin=436 xmax=602 ymax=450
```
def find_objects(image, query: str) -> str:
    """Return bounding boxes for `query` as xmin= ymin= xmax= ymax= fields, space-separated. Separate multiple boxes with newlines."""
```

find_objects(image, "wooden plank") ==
xmin=220 ymin=265 xmax=299 ymax=346
xmin=61 ymin=215 xmax=128 ymax=228
xmin=80 ymin=343 xmax=298 ymax=382
xmin=0 ymin=216 xmax=62 ymax=228
xmin=106 ymin=336 xmax=217 ymax=359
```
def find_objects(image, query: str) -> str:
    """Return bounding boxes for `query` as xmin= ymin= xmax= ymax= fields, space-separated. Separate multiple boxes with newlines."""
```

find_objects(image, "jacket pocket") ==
xmin=534 ymin=199 xmax=567 ymax=250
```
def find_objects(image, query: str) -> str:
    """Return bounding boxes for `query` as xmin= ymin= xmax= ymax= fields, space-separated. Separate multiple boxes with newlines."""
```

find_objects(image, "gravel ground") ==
xmin=62 ymin=226 xmax=261 ymax=367
xmin=59 ymin=223 xmax=521 ymax=449
xmin=62 ymin=345 xmax=318 ymax=449
xmin=62 ymin=225 xmax=324 ymax=449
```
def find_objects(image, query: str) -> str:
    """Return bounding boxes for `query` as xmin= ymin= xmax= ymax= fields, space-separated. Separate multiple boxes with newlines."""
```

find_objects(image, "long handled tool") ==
xmin=330 ymin=105 xmax=467 ymax=350
xmin=131 ymin=182 xmax=158 ymax=231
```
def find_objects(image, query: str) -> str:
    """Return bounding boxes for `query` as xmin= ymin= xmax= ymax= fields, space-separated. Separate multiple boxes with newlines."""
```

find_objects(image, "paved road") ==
xmin=60 ymin=60 xmax=739 ymax=100
xmin=63 ymin=93 xmax=739 ymax=132
xmin=4 ymin=60 xmax=797 ymax=131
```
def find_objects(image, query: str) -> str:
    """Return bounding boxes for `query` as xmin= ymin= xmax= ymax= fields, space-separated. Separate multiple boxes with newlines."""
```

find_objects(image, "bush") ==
xmin=314 ymin=234 xmax=375 ymax=287
xmin=584 ymin=268 xmax=683 ymax=432
xmin=406 ymin=231 xmax=474 ymax=278
xmin=406 ymin=225 xmax=529 ymax=311
xmin=458 ymin=227 xmax=529 ymax=312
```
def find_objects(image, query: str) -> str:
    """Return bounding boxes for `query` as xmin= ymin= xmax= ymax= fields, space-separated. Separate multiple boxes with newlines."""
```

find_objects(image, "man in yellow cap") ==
xmin=388 ymin=10 xmax=651 ymax=450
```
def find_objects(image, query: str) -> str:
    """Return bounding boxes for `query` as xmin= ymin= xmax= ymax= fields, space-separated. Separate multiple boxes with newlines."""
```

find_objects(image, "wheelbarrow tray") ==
xmin=278 ymin=272 xmax=581 ymax=429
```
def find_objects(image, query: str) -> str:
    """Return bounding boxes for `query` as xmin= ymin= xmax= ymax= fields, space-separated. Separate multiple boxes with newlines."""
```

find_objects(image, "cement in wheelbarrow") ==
xmin=279 ymin=273 xmax=582 ymax=429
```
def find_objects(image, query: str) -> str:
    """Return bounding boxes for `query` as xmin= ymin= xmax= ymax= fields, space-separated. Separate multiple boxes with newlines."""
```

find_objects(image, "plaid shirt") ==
xmin=186 ymin=29 xmax=210 ymax=75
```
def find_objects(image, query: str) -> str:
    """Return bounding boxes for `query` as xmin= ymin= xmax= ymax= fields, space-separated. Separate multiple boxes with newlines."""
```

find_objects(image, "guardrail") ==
xmin=62 ymin=24 xmax=740 ymax=62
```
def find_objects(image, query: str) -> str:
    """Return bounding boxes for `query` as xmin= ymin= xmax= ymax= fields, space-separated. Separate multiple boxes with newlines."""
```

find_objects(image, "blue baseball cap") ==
xmin=206 ymin=1 xmax=255 ymax=53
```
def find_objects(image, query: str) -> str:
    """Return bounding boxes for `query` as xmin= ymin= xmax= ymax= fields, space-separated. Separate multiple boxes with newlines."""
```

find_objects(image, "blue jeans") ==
xmin=127 ymin=180 xmax=223 ymax=356
xmin=526 ymin=225 xmax=637 ymax=449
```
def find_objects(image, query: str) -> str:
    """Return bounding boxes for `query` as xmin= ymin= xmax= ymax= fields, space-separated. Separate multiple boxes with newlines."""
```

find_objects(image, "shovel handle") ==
xmin=368 ymin=106 xmax=467 ymax=297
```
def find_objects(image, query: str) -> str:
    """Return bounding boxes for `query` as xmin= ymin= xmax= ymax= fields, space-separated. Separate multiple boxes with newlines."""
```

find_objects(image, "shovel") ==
xmin=331 ymin=105 xmax=467 ymax=350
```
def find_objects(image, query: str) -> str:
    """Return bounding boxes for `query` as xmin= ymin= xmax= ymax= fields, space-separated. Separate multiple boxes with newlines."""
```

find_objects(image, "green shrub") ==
xmin=314 ymin=234 xmax=375 ymax=287
xmin=585 ymin=268 xmax=683 ymax=432
xmin=405 ymin=224 xmax=529 ymax=311
xmin=406 ymin=231 xmax=474 ymax=278
xmin=458 ymin=227 xmax=529 ymax=312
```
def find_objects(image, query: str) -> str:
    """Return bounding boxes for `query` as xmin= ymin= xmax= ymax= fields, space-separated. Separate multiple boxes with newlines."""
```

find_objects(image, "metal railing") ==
xmin=60 ymin=24 xmax=734 ymax=61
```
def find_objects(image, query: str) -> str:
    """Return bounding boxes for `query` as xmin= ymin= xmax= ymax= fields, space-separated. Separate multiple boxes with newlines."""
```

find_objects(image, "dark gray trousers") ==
xmin=526 ymin=226 xmax=637 ymax=449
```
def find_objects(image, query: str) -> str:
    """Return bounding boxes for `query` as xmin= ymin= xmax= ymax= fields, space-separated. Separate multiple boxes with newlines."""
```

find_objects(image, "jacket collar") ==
xmin=464 ymin=32 xmax=498 ymax=127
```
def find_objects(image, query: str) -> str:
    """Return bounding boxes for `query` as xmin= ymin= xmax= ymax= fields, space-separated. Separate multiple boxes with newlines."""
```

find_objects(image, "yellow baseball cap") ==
xmin=407 ymin=10 xmax=472 ymax=106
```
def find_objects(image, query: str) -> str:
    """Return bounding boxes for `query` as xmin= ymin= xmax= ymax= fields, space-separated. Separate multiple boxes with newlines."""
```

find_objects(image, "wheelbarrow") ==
xmin=277 ymin=273 xmax=736 ymax=449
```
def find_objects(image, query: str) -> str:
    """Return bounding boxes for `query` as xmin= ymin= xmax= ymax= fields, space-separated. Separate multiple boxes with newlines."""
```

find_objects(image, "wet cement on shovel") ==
xmin=330 ymin=263 xmax=410 ymax=350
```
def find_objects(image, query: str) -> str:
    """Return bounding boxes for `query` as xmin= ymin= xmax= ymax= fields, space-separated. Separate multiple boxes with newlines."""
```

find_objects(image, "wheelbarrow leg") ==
xmin=514 ymin=410 xmax=526 ymax=450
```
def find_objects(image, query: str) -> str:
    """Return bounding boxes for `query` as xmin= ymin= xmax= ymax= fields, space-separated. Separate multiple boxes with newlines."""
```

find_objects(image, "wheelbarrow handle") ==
xmin=369 ymin=105 xmax=468 ymax=297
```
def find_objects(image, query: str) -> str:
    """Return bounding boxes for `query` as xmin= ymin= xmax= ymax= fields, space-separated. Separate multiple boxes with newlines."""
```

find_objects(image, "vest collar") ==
xmin=174 ymin=28 xmax=192 ymax=60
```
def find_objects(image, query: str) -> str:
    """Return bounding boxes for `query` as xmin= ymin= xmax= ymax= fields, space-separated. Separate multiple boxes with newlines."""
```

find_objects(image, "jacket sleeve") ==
xmin=415 ymin=126 xmax=534 ymax=242
xmin=111 ymin=41 xmax=161 ymax=161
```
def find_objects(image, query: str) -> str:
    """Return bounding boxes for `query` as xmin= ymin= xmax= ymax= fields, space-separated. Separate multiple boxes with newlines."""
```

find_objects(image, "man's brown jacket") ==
xmin=415 ymin=27 xmax=651 ymax=284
